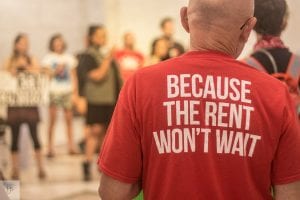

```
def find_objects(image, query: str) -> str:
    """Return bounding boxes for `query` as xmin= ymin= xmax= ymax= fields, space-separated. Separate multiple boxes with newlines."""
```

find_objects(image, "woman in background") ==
xmin=42 ymin=34 xmax=78 ymax=158
xmin=77 ymin=25 xmax=121 ymax=181
xmin=146 ymin=37 xmax=169 ymax=65
xmin=4 ymin=33 xmax=45 ymax=180
xmin=244 ymin=0 xmax=300 ymax=118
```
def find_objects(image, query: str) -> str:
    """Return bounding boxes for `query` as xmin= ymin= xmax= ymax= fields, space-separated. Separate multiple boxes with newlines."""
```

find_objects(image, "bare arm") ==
xmin=274 ymin=181 xmax=300 ymax=200
xmin=71 ymin=68 xmax=78 ymax=95
xmin=88 ymin=48 xmax=115 ymax=82
xmin=4 ymin=59 xmax=17 ymax=75
xmin=71 ymin=68 xmax=80 ymax=105
xmin=99 ymin=173 xmax=141 ymax=200
xmin=28 ymin=57 xmax=41 ymax=73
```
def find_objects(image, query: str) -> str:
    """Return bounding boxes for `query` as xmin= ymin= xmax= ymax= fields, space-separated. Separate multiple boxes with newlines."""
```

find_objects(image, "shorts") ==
xmin=86 ymin=104 xmax=115 ymax=125
xmin=50 ymin=93 xmax=73 ymax=110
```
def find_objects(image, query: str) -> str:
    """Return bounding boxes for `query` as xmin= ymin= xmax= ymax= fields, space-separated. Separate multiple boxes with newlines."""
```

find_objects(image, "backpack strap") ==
xmin=286 ymin=54 xmax=300 ymax=80
xmin=243 ymin=56 xmax=267 ymax=72
xmin=256 ymin=49 xmax=279 ymax=73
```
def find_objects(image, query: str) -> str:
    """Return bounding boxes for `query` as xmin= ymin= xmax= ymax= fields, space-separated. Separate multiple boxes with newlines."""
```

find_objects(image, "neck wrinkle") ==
xmin=189 ymin=25 xmax=239 ymax=58
xmin=190 ymin=38 xmax=237 ymax=58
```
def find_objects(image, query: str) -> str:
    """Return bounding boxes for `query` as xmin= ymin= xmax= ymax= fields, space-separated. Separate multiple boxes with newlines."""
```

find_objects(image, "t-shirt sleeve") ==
xmin=41 ymin=55 xmax=52 ymax=68
xmin=98 ymin=75 xmax=142 ymax=184
xmin=67 ymin=54 xmax=78 ymax=69
xmin=271 ymin=88 xmax=300 ymax=185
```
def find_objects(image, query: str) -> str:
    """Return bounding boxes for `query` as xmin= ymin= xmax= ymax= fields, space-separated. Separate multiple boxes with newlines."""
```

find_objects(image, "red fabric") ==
xmin=254 ymin=36 xmax=287 ymax=51
xmin=114 ymin=49 xmax=144 ymax=82
xmin=99 ymin=51 xmax=300 ymax=200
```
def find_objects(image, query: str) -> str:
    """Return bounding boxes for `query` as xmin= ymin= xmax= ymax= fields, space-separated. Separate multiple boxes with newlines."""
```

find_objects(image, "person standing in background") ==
xmin=154 ymin=17 xmax=185 ymax=58
xmin=76 ymin=25 xmax=121 ymax=181
xmin=42 ymin=34 xmax=78 ymax=158
xmin=146 ymin=37 xmax=170 ymax=65
xmin=3 ymin=33 xmax=46 ymax=180
xmin=114 ymin=32 xmax=144 ymax=82
xmin=244 ymin=0 xmax=300 ymax=117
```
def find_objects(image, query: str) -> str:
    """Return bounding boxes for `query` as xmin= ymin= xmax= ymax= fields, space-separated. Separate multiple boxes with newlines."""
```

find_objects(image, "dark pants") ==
xmin=10 ymin=123 xmax=41 ymax=152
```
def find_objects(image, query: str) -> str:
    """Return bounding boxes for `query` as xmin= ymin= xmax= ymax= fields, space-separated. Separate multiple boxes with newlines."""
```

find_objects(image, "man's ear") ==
xmin=180 ymin=7 xmax=190 ymax=33
xmin=240 ymin=17 xmax=257 ymax=42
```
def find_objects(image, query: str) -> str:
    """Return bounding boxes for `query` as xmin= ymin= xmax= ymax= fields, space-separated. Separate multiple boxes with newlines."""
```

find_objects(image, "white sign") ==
xmin=0 ymin=71 xmax=49 ymax=106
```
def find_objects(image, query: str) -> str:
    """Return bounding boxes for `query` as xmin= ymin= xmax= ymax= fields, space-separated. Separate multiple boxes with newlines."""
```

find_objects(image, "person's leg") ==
xmin=82 ymin=125 xmax=94 ymax=181
xmin=83 ymin=123 xmax=105 ymax=181
xmin=84 ymin=125 xmax=97 ymax=163
xmin=96 ymin=123 xmax=107 ymax=153
xmin=63 ymin=108 xmax=76 ymax=154
xmin=28 ymin=123 xmax=46 ymax=179
xmin=86 ymin=123 xmax=105 ymax=161
xmin=47 ymin=105 xmax=57 ymax=157
xmin=10 ymin=123 xmax=21 ymax=179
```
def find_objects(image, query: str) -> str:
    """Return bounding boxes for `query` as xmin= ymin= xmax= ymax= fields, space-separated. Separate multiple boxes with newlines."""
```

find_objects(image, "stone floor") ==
xmin=20 ymin=153 xmax=100 ymax=200
xmin=0 ymin=108 xmax=101 ymax=200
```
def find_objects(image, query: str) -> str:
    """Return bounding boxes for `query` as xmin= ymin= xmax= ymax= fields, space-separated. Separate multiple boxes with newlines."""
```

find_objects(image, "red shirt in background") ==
xmin=99 ymin=51 xmax=300 ymax=200
xmin=114 ymin=49 xmax=144 ymax=82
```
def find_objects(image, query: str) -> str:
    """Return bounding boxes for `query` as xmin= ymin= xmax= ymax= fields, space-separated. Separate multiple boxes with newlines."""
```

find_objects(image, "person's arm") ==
xmin=71 ymin=67 xmax=79 ymax=103
xmin=271 ymin=88 xmax=300 ymax=200
xmin=4 ymin=59 xmax=17 ymax=76
xmin=88 ymin=48 xmax=115 ymax=81
xmin=26 ymin=57 xmax=40 ymax=74
xmin=99 ymin=173 xmax=141 ymax=200
xmin=274 ymin=181 xmax=300 ymax=200
xmin=97 ymin=73 xmax=142 ymax=199
xmin=0 ymin=170 xmax=5 ymax=180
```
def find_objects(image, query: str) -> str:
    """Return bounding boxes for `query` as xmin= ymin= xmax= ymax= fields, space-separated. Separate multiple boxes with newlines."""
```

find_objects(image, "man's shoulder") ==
xmin=137 ymin=57 xmax=179 ymax=74
xmin=136 ymin=52 xmax=283 ymax=84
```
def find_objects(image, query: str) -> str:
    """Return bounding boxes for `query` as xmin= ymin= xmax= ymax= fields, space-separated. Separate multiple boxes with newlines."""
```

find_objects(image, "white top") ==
xmin=42 ymin=52 xmax=77 ymax=94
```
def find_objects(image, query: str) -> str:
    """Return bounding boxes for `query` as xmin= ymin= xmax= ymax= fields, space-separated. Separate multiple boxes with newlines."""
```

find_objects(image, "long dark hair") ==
xmin=151 ymin=38 xmax=169 ymax=61
xmin=11 ymin=33 xmax=31 ymax=65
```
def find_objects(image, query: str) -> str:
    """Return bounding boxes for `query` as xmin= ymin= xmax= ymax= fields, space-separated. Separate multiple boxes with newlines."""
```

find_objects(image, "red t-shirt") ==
xmin=114 ymin=49 xmax=144 ymax=82
xmin=99 ymin=51 xmax=300 ymax=200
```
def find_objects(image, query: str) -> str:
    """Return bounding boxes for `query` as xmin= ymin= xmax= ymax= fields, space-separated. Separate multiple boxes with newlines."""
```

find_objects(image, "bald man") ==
xmin=98 ymin=0 xmax=300 ymax=199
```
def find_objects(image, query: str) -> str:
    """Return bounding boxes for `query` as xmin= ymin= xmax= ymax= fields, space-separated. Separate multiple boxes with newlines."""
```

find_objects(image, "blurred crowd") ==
xmin=0 ymin=17 xmax=186 ymax=182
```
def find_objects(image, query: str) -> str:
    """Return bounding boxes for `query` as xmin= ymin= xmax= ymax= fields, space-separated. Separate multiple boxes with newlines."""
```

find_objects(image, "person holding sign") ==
xmin=3 ymin=34 xmax=46 ymax=180
xmin=98 ymin=0 xmax=300 ymax=199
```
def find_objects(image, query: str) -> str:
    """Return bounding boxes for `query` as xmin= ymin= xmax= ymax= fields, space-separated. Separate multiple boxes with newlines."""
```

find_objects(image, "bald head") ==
xmin=188 ymin=0 xmax=254 ymax=30
xmin=181 ymin=0 xmax=256 ymax=58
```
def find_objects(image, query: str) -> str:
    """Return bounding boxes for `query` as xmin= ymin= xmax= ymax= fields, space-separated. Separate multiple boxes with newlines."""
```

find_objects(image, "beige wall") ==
xmin=0 ymin=0 xmax=299 ymax=64
xmin=0 ymin=0 xmax=105 ymax=64
xmin=104 ymin=0 xmax=300 ymax=59
xmin=103 ymin=0 xmax=188 ymax=56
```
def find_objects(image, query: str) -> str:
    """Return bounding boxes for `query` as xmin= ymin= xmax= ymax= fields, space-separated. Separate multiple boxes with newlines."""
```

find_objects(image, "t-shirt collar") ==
xmin=183 ymin=50 xmax=235 ymax=59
